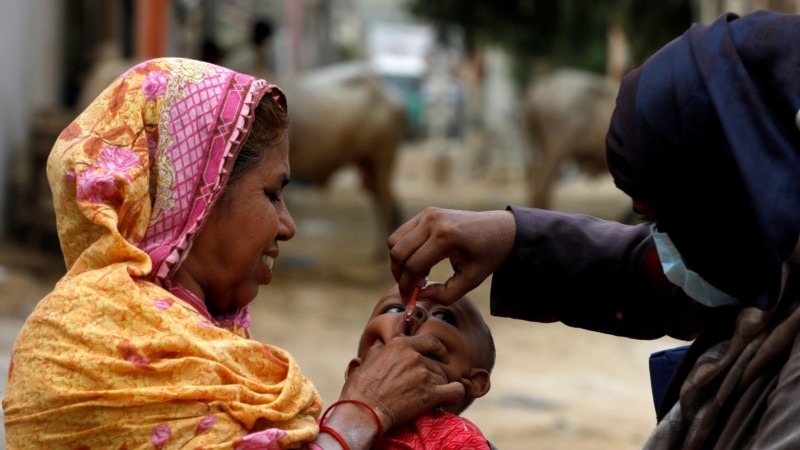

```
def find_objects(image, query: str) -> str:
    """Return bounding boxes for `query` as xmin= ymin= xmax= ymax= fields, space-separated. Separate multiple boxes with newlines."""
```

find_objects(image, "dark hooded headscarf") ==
xmin=606 ymin=10 xmax=800 ymax=309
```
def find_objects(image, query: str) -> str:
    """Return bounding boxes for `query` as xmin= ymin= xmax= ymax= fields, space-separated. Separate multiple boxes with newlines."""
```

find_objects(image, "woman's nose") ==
xmin=277 ymin=204 xmax=296 ymax=241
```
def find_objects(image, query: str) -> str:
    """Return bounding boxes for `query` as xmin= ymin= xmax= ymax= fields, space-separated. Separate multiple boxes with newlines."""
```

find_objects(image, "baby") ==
xmin=346 ymin=283 xmax=497 ymax=449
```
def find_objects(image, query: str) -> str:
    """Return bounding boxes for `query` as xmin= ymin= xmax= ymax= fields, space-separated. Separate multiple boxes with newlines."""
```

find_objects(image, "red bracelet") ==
xmin=320 ymin=399 xmax=384 ymax=443
xmin=319 ymin=425 xmax=349 ymax=450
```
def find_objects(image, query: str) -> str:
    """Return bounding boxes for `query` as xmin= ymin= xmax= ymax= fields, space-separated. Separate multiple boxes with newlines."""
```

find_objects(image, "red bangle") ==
xmin=319 ymin=425 xmax=349 ymax=450
xmin=320 ymin=399 xmax=384 ymax=443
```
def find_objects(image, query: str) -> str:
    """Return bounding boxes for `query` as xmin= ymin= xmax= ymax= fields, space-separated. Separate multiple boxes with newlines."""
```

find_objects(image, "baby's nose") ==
xmin=403 ymin=306 xmax=428 ymax=335
xmin=409 ymin=304 xmax=428 ymax=321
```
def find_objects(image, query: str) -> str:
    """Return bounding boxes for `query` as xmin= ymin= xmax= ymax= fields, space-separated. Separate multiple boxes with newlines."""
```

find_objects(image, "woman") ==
xmin=388 ymin=10 xmax=800 ymax=449
xmin=2 ymin=58 xmax=462 ymax=449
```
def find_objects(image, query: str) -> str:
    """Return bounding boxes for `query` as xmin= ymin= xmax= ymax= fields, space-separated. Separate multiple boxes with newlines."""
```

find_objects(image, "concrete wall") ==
xmin=0 ymin=0 xmax=62 ymax=238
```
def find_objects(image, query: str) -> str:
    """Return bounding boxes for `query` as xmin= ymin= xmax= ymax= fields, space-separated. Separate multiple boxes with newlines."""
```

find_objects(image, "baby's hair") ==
xmin=480 ymin=321 xmax=496 ymax=374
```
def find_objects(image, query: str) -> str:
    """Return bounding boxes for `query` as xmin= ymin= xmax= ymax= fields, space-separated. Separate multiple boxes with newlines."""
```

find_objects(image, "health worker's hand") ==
xmin=387 ymin=207 xmax=516 ymax=305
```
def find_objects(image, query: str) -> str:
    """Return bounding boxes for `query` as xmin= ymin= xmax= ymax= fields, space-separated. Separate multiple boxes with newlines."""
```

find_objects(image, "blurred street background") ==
xmin=2 ymin=1 xmax=799 ymax=448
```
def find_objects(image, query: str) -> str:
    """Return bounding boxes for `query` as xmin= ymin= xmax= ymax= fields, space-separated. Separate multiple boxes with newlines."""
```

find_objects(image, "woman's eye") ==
xmin=264 ymin=190 xmax=281 ymax=203
xmin=432 ymin=310 xmax=457 ymax=326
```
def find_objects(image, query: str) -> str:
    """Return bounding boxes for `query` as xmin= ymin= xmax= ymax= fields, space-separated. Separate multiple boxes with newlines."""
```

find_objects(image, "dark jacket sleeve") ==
xmin=490 ymin=206 xmax=710 ymax=340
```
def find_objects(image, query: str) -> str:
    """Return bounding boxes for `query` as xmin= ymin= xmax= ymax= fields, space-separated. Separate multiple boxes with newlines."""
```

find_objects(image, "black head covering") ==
xmin=606 ymin=10 xmax=800 ymax=308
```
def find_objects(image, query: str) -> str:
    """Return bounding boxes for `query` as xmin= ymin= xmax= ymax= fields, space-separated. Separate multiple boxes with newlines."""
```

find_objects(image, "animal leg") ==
xmin=358 ymin=158 xmax=401 ymax=259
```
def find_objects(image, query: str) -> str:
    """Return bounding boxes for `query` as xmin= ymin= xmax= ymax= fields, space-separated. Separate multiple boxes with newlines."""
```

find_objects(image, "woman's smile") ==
xmin=260 ymin=253 xmax=275 ymax=284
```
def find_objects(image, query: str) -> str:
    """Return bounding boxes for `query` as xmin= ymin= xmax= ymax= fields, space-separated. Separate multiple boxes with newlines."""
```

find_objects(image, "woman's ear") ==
xmin=462 ymin=368 xmax=491 ymax=399
xmin=345 ymin=357 xmax=363 ymax=381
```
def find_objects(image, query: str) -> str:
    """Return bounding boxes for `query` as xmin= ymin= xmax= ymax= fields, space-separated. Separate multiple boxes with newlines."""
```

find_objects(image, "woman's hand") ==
xmin=388 ymin=207 xmax=516 ymax=305
xmin=321 ymin=334 xmax=463 ymax=449
xmin=346 ymin=334 xmax=463 ymax=427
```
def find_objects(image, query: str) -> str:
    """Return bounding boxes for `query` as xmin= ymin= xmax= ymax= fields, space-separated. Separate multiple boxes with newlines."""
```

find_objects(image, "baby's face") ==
xmin=358 ymin=285 xmax=486 ymax=385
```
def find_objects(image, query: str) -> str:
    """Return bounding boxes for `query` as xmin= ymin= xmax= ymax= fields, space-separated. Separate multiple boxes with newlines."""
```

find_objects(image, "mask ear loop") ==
xmin=780 ymin=236 xmax=800 ymax=300
xmin=788 ymin=236 xmax=800 ymax=266
xmin=794 ymin=108 xmax=800 ymax=132
xmin=780 ymin=106 xmax=799 ymax=296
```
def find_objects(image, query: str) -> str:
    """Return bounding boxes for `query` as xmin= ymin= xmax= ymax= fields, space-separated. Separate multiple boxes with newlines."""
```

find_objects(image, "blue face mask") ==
xmin=648 ymin=222 xmax=741 ymax=307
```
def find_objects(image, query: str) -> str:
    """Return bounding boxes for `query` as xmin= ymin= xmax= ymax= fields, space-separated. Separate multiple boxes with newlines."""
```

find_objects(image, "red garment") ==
xmin=375 ymin=410 xmax=490 ymax=450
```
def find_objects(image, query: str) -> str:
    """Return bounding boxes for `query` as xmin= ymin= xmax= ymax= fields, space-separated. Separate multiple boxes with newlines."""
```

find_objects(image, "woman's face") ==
xmin=356 ymin=285 xmax=488 ymax=385
xmin=179 ymin=135 xmax=296 ymax=315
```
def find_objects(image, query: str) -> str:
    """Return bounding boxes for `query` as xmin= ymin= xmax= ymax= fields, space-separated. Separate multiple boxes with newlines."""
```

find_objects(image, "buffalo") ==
xmin=520 ymin=69 xmax=619 ymax=211
xmin=283 ymin=63 xmax=408 ymax=255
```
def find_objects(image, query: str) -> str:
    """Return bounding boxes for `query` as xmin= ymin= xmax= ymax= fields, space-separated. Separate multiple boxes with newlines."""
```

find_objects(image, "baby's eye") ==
xmin=381 ymin=304 xmax=405 ymax=315
xmin=432 ymin=310 xmax=457 ymax=326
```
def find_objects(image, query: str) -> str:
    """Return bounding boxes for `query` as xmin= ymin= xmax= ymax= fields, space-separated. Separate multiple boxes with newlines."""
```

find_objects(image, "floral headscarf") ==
xmin=3 ymin=58 xmax=320 ymax=449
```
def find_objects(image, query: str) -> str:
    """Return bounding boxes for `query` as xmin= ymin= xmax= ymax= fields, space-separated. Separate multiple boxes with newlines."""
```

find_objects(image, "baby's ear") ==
xmin=345 ymin=357 xmax=363 ymax=381
xmin=463 ymin=368 xmax=491 ymax=399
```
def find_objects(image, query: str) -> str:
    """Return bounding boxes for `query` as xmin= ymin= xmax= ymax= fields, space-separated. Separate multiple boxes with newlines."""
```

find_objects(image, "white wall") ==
xmin=0 ymin=0 xmax=62 ymax=238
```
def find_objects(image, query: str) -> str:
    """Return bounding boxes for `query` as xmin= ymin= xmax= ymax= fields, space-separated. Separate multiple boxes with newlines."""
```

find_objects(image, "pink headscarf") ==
xmin=49 ymin=57 xmax=287 ymax=326
xmin=5 ymin=58 xmax=321 ymax=449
